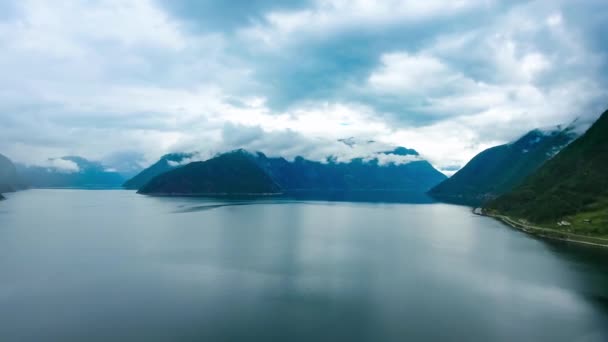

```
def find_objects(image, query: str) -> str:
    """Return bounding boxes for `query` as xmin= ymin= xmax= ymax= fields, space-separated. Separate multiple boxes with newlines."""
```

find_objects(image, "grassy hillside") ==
xmin=487 ymin=109 xmax=608 ymax=236
xmin=429 ymin=127 xmax=578 ymax=205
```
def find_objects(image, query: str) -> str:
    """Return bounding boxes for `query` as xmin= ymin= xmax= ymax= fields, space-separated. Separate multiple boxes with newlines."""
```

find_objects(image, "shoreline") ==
xmin=138 ymin=192 xmax=284 ymax=197
xmin=482 ymin=211 xmax=608 ymax=249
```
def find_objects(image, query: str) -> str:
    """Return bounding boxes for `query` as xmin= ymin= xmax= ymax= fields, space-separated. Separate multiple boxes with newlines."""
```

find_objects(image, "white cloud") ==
xmin=0 ymin=0 xmax=606 ymax=175
xmin=35 ymin=158 xmax=80 ymax=173
xmin=546 ymin=12 xmax=563 ymax=27
xmin=368 ymin=53 xmax=461 ymax=95
xmin=241 ymin=0 xmax=492 ymax=48
xmin=372 ymin=153 xmax=422 ymax=166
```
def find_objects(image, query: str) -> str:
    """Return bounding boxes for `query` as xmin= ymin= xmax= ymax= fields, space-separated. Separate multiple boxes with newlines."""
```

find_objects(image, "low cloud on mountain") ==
xmin=0 ymin=0 xmax=606 ymax=173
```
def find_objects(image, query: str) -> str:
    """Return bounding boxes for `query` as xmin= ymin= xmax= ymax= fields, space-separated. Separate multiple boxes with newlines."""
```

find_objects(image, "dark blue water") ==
xmin=0 ymin=190 xmax=607 ymax=341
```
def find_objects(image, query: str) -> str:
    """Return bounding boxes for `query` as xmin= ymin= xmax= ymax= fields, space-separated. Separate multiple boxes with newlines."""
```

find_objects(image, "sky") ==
xmin=0 ymin=0 xmax=607 ymax=174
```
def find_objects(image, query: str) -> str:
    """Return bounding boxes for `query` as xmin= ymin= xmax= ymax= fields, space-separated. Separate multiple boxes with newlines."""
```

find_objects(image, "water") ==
xmin=0 ymin=190 xmax=607 ymax=341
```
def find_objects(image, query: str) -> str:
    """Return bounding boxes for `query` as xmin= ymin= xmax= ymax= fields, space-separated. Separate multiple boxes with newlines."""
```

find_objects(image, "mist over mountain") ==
xmin=1 ymin=1 xmax=608 ymax=340
xmin=123 ymin=153 xmax=195 ymax=190
xmin=18 ymin=156 xmax=125 ymax=189
xmin=487 ymin=109 xmax=608 ymax=235
xmin=138 ymin=150 xmax=282 ymax=195
xmin=429 ymin=124 xmax=579 ymax=205
xmin=138 ymin=147 xmax=446 ymax=196
xmin=254 ymin=147 xmax=444 ymax=193
xmin=101 ymin=151 xmax=146 ymax=180
xmin=0 ymin=153 xmax=23 ymax=194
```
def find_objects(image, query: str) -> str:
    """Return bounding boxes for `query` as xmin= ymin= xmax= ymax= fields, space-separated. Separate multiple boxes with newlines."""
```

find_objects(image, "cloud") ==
xmin=35 ymin=158 xmax=80 ymax=173
xmin=240 ymin=0 xmax=492 ymax=46
xmin=372 ymin=153 xmax=422 ymax=166
xmin=368 ymin=53 xmax=457 ymax=95
xmin=218 ymin=123 xmax=423 ymax=166
xmin=157 ymin=0 xmax=312 ymax=32
xmin=0 ymin=0 xmax=606 ymax=174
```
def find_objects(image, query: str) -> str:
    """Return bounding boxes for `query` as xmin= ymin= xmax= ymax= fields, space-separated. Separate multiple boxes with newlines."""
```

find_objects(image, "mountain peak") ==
xmin=487 ymin=108 xmax=608 ymax=227
xmin=161 ymin=152 xmax=195 ymax=162
xmin=384 ymin=147 xmax=419 ymax=156
xmin=429 ymin=122 xmax=580 ymax=205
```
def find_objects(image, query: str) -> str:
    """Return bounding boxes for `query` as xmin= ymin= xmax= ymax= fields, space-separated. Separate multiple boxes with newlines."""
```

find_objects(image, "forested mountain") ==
xmin=138 ymin=148 xmax=447 ymax=196
xmin=139 ymin=151 xmax=281 ymax=195
xmin=429 ymin=125 xmax=579 ymax=205
xmin=123 ymin=153 xmax=194 ymax=190
xmin=487 ymin=109 xmax=608 ymax=236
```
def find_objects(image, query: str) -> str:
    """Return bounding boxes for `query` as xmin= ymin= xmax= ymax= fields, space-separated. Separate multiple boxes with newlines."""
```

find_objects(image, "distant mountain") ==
xmin=102 ymin=151 xmax=146 ymax=179
xmin=18 ymin=156 xmax=125 ymax=189
xmin=486 ymin=109 xmax=608 ymax=235
xmin=139 ymin=148 xmax=446 ymax=196
xmin=429 ymin=125 xmax=579 ymax=205
xmin=123 ymin=153 xmax=194 ymax=190
xmin=139 ymin=151 xmax=281 ymax=195
xmin=254 ymin=148 xmax=444 ymax=193
xmin=385 ymin=146 xmax=419 ymax=156
xmin=0 ymin=153 xmax=23 ymax=193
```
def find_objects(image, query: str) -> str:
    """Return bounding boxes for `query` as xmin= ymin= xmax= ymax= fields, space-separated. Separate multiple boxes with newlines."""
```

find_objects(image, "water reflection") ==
xmin=0 ymin=190 xmax=606 ymax=342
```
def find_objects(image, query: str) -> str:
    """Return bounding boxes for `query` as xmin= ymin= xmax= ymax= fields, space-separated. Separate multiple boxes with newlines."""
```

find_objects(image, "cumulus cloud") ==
xmin=0 ymin=0 xmax=606 ymax=174
xmin=368 ymin=53 xmax=459 ymax=95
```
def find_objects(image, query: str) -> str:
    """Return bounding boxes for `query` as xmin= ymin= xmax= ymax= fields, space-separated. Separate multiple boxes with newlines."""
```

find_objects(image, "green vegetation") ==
xmin=138 ymin=148 xmax=447 ymax=196
xmin=139 ymin=151 xmax=282 ymax=195
xmin=123 ymin=153 xmax=193 ymax=190
xmin=487 ymin=109 xmax=608 ymax=237
xmin=557 ymin=200 xmax=608 ymax=237
xmin=429 ymin=126 xmax=578 ymax=205
xmin=487 ymin=214 xmax=608 ymax=247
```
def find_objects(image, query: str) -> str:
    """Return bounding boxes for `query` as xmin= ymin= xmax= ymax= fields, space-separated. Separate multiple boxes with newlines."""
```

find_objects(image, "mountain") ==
xmin=487 ymin=109 xmax=608 ymax=236
xmin=18 ymin=156 xmax=125 ymax=189
xmin=0 ymin=153 xmax=23 ymax=193
xmin=139 ymin=151 xmax=281 ymax=195
xmin=254 ymin=148 xmax=445 ymax=193
xmin=429 ymin=125 xmax=579 ymax=205
xmin=139 ymin=148 xmax=447 ymax=196
xmin=102 ymin=151 xmax=146 ymax=180
xmin=123 ymin=153 xmax=194 ymax=190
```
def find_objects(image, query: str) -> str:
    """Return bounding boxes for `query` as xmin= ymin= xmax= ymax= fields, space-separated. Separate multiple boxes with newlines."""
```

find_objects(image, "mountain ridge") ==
xmin=123 ymin=152 xmax=194 ymax=190
xmin=139 ymin=150 xmax=282 ymax=195
xmin=429 ymin=124 xmax=579 ymax=205
xmin=486 ymin=108 xmax=608 ymax=236
xmin=18 ymin=156 xmax=125 ymax=189
xmin=0 ymin=153 xmax=23 ymax=194
xmin=138 ymin=147 xmax=447 ymax=196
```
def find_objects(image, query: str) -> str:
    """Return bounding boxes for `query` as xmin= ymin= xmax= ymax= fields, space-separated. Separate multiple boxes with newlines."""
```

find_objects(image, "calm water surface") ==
xmin=0 ymin=190 xmax=607 ymax=341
